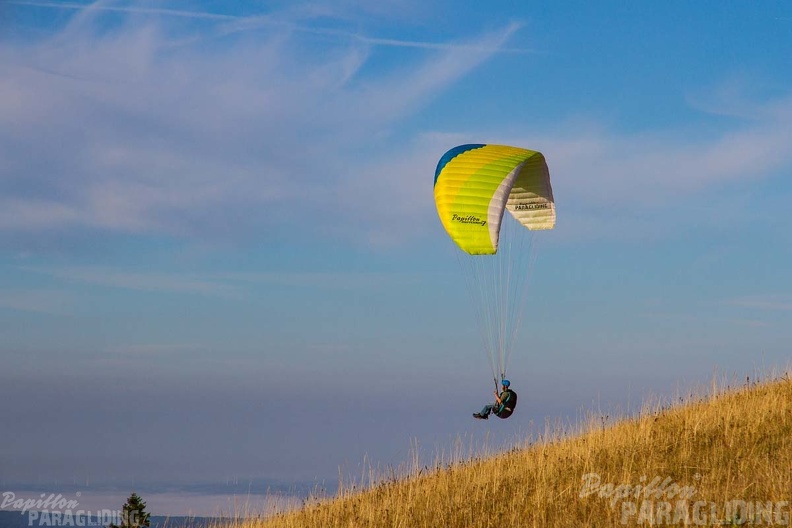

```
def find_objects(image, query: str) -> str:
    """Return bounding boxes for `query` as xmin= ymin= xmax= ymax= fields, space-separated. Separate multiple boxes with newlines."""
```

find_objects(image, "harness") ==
xmin=495 ymin=389 xmax=517 ymax=419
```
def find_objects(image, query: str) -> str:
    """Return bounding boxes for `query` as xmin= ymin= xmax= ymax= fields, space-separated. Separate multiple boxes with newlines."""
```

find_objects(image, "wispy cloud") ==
xmin=212 ymin=271 xmax=423 ymax=289
xmin=106 ymin=343 xmax=208 ymax=355
xmin=527 ymin=111 xmax=792 ymax=202
xmin=727 ymin=295 xmax=792 ymax=311
xmin=23 ymin=267 xmax=240 ymax=297
xmin=18 ymin=266 xmax=422 ymax=297
xmin=478 ymin=96 xmax=792 ymax=241
xmin=0 ymin=1 xmax=521 ymax=250
xmin=640 ymin=311 xmax=770 ymax=328
xmin=8 ymin=1 xmax=537 ymax=53
xmin=2 ymin=2 xmax=791 ymax=252
xmin=0 ymin=289 xmax=75 ymax=314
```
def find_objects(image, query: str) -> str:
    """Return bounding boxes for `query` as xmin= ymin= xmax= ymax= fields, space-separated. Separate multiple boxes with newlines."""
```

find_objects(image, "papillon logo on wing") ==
xmin=451 ymin=214 xmax=486 ymax=226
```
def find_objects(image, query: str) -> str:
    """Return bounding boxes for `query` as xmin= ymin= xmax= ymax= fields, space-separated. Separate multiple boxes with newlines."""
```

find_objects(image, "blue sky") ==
xmin=2 ymin=0 xmax=792 ymax=515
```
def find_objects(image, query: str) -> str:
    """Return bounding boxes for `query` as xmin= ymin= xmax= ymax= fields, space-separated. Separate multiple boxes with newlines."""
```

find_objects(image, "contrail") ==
xmin=6 ymin=0 xmax=238 ymax=20
xmin=8 ymin=1 xmax=540 ymax=55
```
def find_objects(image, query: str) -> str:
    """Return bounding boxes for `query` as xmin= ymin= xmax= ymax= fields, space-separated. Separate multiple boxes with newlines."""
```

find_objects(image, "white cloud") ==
xmin=465 ymin=99 xmax=792 ymax=242
xmin=511 ymin=111 xmax=792 ymax=206
xmin=2 ymin=2 xmax=791 ymax=251
xmin=0 ymin=1 xmax=521 ymax=248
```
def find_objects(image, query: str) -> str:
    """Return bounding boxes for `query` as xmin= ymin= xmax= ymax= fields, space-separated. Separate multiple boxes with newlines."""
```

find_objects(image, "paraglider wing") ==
xmin=433 ymin=144 xmax=555 ymax=255
xmin=433 ymin=143 xmax=556 ymax=382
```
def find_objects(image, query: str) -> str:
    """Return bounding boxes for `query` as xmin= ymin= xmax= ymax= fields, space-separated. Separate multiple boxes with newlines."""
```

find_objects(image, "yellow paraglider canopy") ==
xmin=434 ymin=144 xmax=555 ymax=255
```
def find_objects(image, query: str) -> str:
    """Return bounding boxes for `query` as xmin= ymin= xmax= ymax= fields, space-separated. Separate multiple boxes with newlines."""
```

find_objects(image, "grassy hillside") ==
xmin=245 ymin=375 xmax=792 ymax=527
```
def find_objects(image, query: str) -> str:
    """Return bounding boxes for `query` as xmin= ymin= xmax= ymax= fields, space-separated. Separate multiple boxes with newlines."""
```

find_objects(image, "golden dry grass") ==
xmin=235 ymin=374 xmax=792 ymax=527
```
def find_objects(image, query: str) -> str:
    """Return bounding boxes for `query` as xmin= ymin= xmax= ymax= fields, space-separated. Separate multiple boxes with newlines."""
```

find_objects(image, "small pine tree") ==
xmin=109 ymin=493 xmax=151 ymax=528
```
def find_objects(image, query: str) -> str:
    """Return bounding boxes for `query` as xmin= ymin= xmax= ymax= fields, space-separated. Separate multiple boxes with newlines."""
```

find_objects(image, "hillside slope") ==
xmin=250 ymin=376 xmax=792 ymax=527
